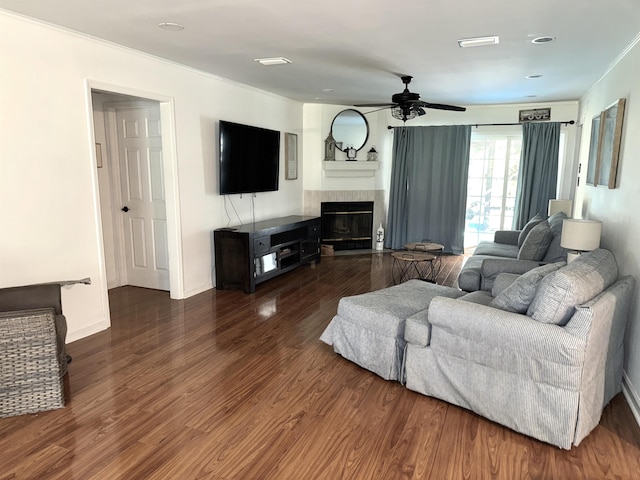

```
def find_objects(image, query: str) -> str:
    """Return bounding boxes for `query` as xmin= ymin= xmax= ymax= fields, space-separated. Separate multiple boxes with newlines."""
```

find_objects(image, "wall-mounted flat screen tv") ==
xmin=219 ymin=120 xmax=280 ymax=195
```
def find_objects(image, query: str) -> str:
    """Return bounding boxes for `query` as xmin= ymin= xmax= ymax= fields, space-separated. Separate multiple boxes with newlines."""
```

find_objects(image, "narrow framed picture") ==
xmin=597 ymin=98 xmax=626 ymax=189
xmin=285 ymin=133 xmax=297 ymax=180
xmin=95 ymin=143 xmax=103 ymax=168
xmin=586 ymin=113 xmax=601 ymax=186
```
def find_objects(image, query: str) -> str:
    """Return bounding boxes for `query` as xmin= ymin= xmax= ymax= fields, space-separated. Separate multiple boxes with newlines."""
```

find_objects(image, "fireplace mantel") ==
xmin=323 ymin=161 xmax=380 ymax=177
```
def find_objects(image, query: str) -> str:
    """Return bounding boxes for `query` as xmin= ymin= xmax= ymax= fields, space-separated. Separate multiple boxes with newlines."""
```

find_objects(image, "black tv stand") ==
xmin=214 ymin=216 xmax=321 ymax=293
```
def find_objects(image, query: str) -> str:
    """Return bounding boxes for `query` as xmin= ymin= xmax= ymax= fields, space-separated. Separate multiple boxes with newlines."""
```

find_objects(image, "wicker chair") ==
xmin=0 ymin=282 xmax=78 ymax=418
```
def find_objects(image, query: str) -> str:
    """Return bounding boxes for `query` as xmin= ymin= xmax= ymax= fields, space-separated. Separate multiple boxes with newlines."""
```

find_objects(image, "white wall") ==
xmin=574 ymin=35 xmax=640 ymax=421
xmin=0 ymin=12 xmax=304 ymax=341
xmin=303 ymin=104 xmax=387 ymax=192
xmin=303 ymin=101 xmax=579 ymax=204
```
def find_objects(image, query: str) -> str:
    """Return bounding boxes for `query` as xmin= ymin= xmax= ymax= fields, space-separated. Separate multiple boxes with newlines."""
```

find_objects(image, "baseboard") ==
xmin=183 ymin=281 xmax=214 ymax=299
xmin=67 ymin=319 xmax=110 ymax=343
xmin=622 ymin=371 xmax=640 ymax=428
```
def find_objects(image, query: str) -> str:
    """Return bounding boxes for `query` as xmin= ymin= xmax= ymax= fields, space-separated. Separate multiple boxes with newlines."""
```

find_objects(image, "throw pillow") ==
xmin=527 ymin=248 xmax=618 ymax=325
xmin=542 ymin=212 xmax=569 ymax=262
xmin=518 ymin=221 xmax=552 ymax=261
xmin=490 ymin=262 xmax=565 ymax=314
xmin=518 ymin=213 xmax=543 ymax=247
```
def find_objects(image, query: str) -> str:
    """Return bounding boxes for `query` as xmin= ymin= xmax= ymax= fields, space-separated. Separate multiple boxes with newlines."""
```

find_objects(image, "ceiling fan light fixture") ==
xmin=458 ymin=36 xmax=499 ymax=48
xmin=391 ymin=106 xmax=419 ymax=122
xmin=254 ymin=57 xmax=292 ymax=66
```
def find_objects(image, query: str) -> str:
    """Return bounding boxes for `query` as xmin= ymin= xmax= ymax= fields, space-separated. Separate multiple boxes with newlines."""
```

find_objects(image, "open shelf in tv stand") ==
xmin=214 ymin=215 xmax=321 ymax=293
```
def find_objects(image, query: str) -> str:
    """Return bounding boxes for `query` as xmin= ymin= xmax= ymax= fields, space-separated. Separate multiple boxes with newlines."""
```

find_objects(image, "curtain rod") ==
xmin=387 ymin=120 xmax=575 ymax=129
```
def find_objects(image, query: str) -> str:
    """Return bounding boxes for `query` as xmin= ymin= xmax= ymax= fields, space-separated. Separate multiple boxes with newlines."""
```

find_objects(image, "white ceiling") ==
xmin=2 ymin=0 xmax=640 ymax=108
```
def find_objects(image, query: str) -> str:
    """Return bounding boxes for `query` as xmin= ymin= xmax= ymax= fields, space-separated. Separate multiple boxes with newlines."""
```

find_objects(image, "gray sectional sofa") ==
xmin=320 ymin=249 xmax=635 ymax=449
xmin=457 ymin=211 xmax=569 ymax=292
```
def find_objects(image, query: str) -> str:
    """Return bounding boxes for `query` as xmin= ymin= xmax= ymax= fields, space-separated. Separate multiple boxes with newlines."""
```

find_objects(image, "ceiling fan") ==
xmin=355 ymin=75 xmax=466 ymax=122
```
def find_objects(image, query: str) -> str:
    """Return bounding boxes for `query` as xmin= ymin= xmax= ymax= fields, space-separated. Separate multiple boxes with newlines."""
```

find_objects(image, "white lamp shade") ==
xmin=560 ymin=219 xmax=602 ymax=251
xmin=548 ymin=199 xmax=573 ymax=217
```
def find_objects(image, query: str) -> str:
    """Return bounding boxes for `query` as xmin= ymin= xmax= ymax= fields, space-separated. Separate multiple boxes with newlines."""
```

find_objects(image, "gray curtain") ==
xmin=513 ymin=122 xmax=561 ymax=229
xmin=387 ymin=125 xmax=471 ymax=253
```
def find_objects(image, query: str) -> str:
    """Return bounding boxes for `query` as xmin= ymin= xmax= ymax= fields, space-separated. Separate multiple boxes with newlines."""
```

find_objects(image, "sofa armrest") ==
xmin=480 ymin=258 xmax=542 ymax=291
xmin=405 ymin=310 xmax=431 ymax=347
xmin=426 ymin=297 xmax=586 ymax=365
xmin=493 ymin=230 xmax=520 ymax=245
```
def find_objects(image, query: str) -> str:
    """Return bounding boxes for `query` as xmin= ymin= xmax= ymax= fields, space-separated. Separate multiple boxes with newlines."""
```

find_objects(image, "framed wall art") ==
xmin=586 ymin=113 xmax=601 ymax=186
xmin=586 ymin=98 xmax=626 ymax=189
xmin=597 ymin=98 xmax=626 ymax=188
xmin=285 ymin=132 xmax=298 ymax=180
xmin=95 ymin=143 xmax=103 ymax=168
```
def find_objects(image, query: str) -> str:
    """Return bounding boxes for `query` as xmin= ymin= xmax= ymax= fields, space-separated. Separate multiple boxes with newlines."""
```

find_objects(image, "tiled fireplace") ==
xmin=303 ymin=189 xmax=386 ymax=251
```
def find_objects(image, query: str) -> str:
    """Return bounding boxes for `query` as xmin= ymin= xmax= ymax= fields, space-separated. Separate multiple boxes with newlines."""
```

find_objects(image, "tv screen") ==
xmin=219 ymin=120 xmax=280 ymax=195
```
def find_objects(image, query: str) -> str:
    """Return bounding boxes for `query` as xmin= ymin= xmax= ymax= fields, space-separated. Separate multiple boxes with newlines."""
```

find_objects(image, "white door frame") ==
xmin=85 ymin=80 xmax=184 ymax=301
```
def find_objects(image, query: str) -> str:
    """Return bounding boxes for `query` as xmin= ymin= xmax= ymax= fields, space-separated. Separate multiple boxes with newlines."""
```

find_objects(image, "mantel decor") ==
xmin=586 ymin=98 xmax=626 ymax=189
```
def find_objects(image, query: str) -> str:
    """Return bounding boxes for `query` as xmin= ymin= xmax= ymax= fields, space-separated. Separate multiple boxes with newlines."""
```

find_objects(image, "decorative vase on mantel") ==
xmin=367 ymin=146 xmax=378 ymax=161
xmin=346 ymin=145 xmax=357 ymax=161
xmin=324 ymin=133 xmax=336 ymax=161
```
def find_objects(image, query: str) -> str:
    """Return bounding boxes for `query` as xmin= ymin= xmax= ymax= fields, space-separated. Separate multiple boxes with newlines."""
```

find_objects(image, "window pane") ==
xmin=465 ymin=134 xmax=522 ymax=249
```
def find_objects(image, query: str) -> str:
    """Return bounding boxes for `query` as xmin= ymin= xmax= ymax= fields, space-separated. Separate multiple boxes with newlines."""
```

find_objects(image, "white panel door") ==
xmin=116 ymin=106 xmax=169 ymax=290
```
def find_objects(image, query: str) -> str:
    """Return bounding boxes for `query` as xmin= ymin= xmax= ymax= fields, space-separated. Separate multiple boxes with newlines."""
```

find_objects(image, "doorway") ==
xmin=90 ymin=87 xmax=182 ymax=297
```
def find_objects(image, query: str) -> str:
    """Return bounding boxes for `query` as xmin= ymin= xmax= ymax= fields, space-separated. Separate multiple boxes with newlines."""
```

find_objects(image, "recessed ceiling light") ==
xmin=158 ymin=22 xmax=184 ymax=31
xmin=254 ymin=57 xmax=292 ymax=66
xmin=458 ymin=36 xmax=500 ymax=48
xmin=526 ymin=74 xmax=543 ymax=79
xmin=531 ymin=36 xmax=556 ymax=44
xmin=321 ymin=88 xmax=334 ymax=93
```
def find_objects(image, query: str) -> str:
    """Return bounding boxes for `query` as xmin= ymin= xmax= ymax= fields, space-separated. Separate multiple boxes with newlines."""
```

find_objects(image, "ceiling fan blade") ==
xmin=361 ymin=106 xmax=396 ymax=114
xmin=354 ymin=103 xmax=396 ymax=107
xmin=420 ymin=101 xmax=467 ymax=112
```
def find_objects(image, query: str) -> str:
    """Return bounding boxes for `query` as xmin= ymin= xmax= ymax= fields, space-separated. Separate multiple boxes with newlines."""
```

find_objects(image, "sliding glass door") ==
xmin=465 ymin=132 xmax=522 ymax=249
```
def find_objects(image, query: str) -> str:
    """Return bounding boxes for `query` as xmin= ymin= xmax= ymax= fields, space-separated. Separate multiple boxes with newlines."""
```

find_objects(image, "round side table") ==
xmin=391 ymin=251 xmax=436 ymax=285
xmin=403 ymin=242 xmax=444 ymax=283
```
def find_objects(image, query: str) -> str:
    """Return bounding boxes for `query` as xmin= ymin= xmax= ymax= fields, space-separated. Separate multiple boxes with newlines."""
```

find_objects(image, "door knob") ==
xmin=121 ymin=206 xmax=130 ymax=212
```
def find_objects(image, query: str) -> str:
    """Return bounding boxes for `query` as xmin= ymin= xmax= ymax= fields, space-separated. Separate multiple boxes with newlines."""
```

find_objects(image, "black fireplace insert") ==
xmin=321 ymin=201 xmax=373 ymax=250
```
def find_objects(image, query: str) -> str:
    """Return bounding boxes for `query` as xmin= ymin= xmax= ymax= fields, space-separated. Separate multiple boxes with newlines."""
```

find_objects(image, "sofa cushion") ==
xmin=518 ymin=221 xmax=552 ymax=261
xmin=491 ymin=273 xmax=521 ymax=296
xmin=490 ymin=262 xmax=565 ymax=313
xmin=527 ymin=248 xmax=618 ymax=326
xmin=335 ymin=280 xmax=464 ymax=337
xmin=472 ymin=241 xmax=519 ymax=258
xmin=518 ymin=214 xmax=544 ymax=247
xmin=542 ymin=212 xmax=568 ymax=262
xmin=459 ymin=290 xmax=494 ymax=306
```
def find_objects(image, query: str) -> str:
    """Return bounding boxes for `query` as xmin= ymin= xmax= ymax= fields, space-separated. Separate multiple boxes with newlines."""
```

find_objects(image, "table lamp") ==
xmin=548 ymin=199 xmax=573 ymax=217
xmin=560 ymin=219 xmax=602 ymax=263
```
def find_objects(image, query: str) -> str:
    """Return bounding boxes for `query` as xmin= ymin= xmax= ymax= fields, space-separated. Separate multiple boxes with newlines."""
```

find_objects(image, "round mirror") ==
xmin=331 ymin=109 xmax=369 ymax=152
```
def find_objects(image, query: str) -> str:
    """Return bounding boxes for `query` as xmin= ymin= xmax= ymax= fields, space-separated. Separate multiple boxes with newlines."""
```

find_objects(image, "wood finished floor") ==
xmin=1 ymin=253 xmax=640 ymax=479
